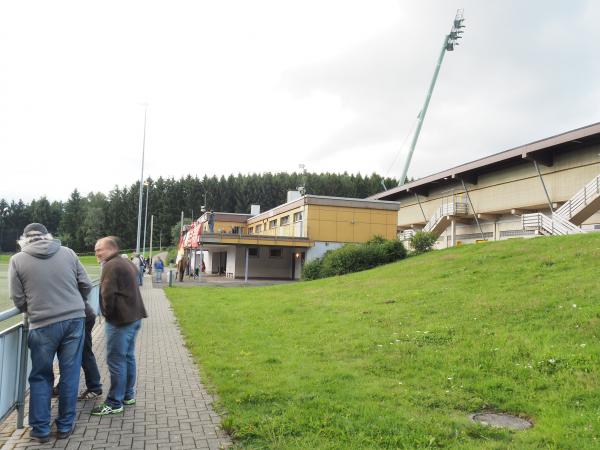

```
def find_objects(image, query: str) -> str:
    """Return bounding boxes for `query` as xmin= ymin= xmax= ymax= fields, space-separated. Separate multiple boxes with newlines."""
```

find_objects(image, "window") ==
xmin=280 ymin=215 xmax=290 ymax=226
xmin=255 ymin=224 xmax=262 ymax=233
xmin=269 ymin=248 xmax=282 ymax=258
xmin=293 ymin=211 xmax=303 ymax=222
xmin=248 ymin=247 xmax=259 ymax=258
xmin=269 ymin=219 xmax=277 ymax=229
xmin=248 ymin=227 xmax=254 ymax=235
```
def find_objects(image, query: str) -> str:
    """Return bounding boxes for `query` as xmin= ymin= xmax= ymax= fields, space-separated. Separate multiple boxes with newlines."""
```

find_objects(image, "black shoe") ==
xmin=57 ymin=426 xmax=75 ymax=439
xmin=29 ymin=430 xmax=50 ymax=443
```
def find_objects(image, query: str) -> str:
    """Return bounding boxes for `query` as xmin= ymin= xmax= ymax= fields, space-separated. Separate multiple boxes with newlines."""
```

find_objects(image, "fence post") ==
xmin=168 ymin=270 xmax=173 ymax=287
xmin=16 ymin=315 xmax=29 ymax=429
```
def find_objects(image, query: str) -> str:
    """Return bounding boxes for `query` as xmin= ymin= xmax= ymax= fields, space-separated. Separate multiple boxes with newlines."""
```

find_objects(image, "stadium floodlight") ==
xmin=398 ymin=9 xmax=466 ymax=186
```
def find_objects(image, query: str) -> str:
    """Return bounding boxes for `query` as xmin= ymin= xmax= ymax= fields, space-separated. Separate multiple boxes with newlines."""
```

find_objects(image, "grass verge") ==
xmin=168 ymin=234 xmax=600 ymax=448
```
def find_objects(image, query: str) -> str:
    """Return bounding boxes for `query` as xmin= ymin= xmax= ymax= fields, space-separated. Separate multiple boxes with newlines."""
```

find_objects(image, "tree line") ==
xmin=0 ymin=172 xmax=397 ymax=252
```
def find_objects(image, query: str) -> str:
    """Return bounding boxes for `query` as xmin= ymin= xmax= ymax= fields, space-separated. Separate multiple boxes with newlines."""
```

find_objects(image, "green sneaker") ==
xmin=123 ymin=398 xmax=136 ymax=406
xmin=90 ymin=403 xmax=124 ymax=416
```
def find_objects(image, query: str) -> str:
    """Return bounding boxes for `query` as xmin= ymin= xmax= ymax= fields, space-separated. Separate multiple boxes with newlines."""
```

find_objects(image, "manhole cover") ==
xmin=470 ymin=413 xmax=532 ymax=430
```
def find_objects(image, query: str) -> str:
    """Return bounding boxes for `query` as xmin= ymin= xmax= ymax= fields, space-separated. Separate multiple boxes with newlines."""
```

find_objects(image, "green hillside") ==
xmin=166 ymin=234 xmax=600 ymax=449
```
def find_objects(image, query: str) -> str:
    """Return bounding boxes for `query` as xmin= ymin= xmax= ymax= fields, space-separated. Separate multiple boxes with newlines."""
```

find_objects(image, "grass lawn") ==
xmin=167 ymin=233 xmax=600 ymax=449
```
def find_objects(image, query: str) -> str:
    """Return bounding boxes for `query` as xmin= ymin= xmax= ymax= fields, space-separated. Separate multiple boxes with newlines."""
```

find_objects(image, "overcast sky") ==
xmin=1 ymin=0 xmax=599 ymax=202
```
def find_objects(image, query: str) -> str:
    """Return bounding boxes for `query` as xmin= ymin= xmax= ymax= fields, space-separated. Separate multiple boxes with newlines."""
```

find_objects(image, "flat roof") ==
xmin=248 ymin=195 xmax=400 ymax=223
xmin=369 ymin=121 xmax=600 ymax=200
xmin=198 ymin=212 xmax=253 ymax=223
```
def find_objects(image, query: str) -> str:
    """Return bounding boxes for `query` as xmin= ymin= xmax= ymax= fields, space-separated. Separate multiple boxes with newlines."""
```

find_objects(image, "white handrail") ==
xmin=423 ymin=201 xmax=468 ymax=233
xmin=556 ymin=174 xmax=600 ymax=219
xmin=522 ymin=212 xmax=582 ymax=235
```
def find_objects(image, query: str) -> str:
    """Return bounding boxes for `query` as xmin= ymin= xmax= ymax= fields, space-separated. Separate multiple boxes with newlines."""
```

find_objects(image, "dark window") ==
xmin=269 ymin=248 xmax=282 ymax=258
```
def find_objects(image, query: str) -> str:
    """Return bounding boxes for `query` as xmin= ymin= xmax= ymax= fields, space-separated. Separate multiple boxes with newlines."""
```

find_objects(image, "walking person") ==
xmin=92 ymin=237 xmax=147 ymax=416
xmin=131 ymin=253 xmax=145 ymax=286
xmin=153 ymin=256 xmax=164 ymax=283
xmin=8 ymin=223 xmax=91 ymax=443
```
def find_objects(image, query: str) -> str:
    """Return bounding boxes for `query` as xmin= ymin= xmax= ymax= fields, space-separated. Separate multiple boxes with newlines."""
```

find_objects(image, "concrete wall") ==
xmin=233 ymin=246 xmax=297 ymax=279
xmin=306 ymin=241 xmax=344 ymax=263
xmin=397 ymin=145 xmax=600 ymax=232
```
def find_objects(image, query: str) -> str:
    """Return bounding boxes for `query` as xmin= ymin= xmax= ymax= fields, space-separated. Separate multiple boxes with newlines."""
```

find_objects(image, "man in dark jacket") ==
xmin=91 ymin=236 xmax=147 ymax=416
xmin=9 ymin=223 xmax=91 ymax=442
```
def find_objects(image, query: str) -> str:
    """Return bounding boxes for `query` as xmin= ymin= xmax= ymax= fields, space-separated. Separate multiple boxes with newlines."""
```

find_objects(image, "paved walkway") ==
xmin=1 ymin=282 xmax=231 ymax=449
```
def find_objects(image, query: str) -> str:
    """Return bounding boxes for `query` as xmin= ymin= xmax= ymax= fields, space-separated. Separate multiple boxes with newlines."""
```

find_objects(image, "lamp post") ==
xmin=142 ymin=180 xmax=152 ymax=256
xmin=135 ymin=104 xmax=148 ymax=254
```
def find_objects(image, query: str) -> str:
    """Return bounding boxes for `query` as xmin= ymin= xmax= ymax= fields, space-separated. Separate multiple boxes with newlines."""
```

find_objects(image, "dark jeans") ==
xmin=137 ymin=269 xmax=144 ymax=286
xmin=105 ymin=320 xmax=142 ymax=408
xmin=82 ymin=316 xmax=102 ymax=393
xmin=28 ymin=318 xmax=84 ymax=436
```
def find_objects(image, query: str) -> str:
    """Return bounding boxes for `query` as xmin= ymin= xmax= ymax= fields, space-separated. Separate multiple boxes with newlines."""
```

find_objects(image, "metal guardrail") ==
xmin=556 ymin=174 xmax=600 ymax=220
xmin=522 ymin=212 xmax=583 ymax=236
xmin=423 ymin=200 xmax=469 ymax=233
xmin=0 ymin=281 xmax=100 ymax=429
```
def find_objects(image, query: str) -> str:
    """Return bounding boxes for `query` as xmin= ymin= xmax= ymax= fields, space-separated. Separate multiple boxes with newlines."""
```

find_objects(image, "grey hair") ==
xmin=18 ymin=232 xmax=54 ymax=249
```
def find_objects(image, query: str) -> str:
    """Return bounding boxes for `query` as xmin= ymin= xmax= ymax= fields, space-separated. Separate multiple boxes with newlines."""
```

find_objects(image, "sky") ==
xmin=1 ymin=0 xmax=599 ymax=203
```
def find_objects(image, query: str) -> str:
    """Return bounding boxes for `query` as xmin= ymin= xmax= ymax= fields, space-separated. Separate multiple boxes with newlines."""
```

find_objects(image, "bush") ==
xmin=410 ymin=231 xmax=437 ymax=254
xmin=302 ymin=258 xmax=324 ymax=280
xmin=302 ymin=237 xmax=407 ymax=280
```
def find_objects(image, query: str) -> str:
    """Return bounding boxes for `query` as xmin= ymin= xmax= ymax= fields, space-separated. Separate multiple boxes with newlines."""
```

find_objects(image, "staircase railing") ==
xmin=423 ymin=201 xmax=468 ymax=233
xmin=522 ymin=212 xmax=583 ymax=236
xmin=556 ymin=174 xmax=600 ymax=220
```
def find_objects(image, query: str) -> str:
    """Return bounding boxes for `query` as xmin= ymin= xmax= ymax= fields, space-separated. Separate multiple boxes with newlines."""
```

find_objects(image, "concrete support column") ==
xmin=450 ymin=219 xmax=456 ymax=247
xmin=244 ymin=247 xmax=249 ymax=283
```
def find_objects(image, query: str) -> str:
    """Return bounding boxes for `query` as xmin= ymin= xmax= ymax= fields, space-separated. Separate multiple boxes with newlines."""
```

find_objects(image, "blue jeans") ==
xmin=137 ymin=269 xmax=144 ymax=286
xmin=154 ymin=269 xmax=163 ymax=283
xmin=105 ymin=320 xmax=142 ymax=408
xmin=28 ymin=318 xmax=84 ymax=436
xmin=82 ymin=316 xmax=102 ymax=393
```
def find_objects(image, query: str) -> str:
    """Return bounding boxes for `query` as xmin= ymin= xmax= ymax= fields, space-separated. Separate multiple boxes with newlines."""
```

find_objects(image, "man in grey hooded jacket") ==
xmin=9 ymin=223 xmax=92 ymax=443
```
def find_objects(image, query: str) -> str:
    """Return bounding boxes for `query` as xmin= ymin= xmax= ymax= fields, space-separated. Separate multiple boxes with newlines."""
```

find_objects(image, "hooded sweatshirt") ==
xmin=8 ymin=239 xmax=92 ymax=330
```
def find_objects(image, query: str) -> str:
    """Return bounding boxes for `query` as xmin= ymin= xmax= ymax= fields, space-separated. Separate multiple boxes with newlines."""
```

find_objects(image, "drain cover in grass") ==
xmin=470 ymin=413 xmax=532 ymax=430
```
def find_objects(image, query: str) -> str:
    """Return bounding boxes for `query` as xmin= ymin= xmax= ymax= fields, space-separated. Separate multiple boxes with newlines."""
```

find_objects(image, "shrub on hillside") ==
xmin=410 ymin=231 xmax=437 ymax=254
xmin=302 ymin=258 xmax=324 ymax=280
xmin=302 ymin=237 xmax=406 ymax=280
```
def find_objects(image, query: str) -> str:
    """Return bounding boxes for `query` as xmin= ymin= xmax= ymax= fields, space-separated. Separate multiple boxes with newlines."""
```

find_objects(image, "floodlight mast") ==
xmin=398 ymin=9 xmax=465 ymax=186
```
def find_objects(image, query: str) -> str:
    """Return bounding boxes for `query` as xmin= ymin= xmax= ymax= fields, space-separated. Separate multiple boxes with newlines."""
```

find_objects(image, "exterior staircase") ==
xmin=522 ymin=173 xmax=600 ymax=236
xmin=522 ymin=212 xmax=583 ymax=236
xmin=423 ymin=198 xmax=469 ymax=237
xmin=555 ymin=174 xmax=600 ymax=225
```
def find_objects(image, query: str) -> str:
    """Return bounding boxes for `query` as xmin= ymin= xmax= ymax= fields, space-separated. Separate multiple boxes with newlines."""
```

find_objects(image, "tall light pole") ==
xmin=142 ymin=180 xmax=151 ymax=256
xmin=136 ymin=104 xmax=148 ymax=254
xmin=398 ymin=9 xmax=465 ymax=186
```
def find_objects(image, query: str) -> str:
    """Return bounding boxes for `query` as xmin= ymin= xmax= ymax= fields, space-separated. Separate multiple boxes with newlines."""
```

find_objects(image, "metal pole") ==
xmin=414 ymin=193 xmax=428 ymax=222
xmin=136 ymin=105 xmax=148 ymax=254
xmin=460 ymin=179 xmax=485 ymax=240
xmin=149 ymin=215 xmax=154 ymax=272
xmin=143 ymin=182 xmax=150 ymax=256
xmin=399 ymin=35 xmax=449 ymax=186
xmin=16 ymin=315 xmax=29 ymax=429
xmin=533 ymin=161 xmax=554 ymax=212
